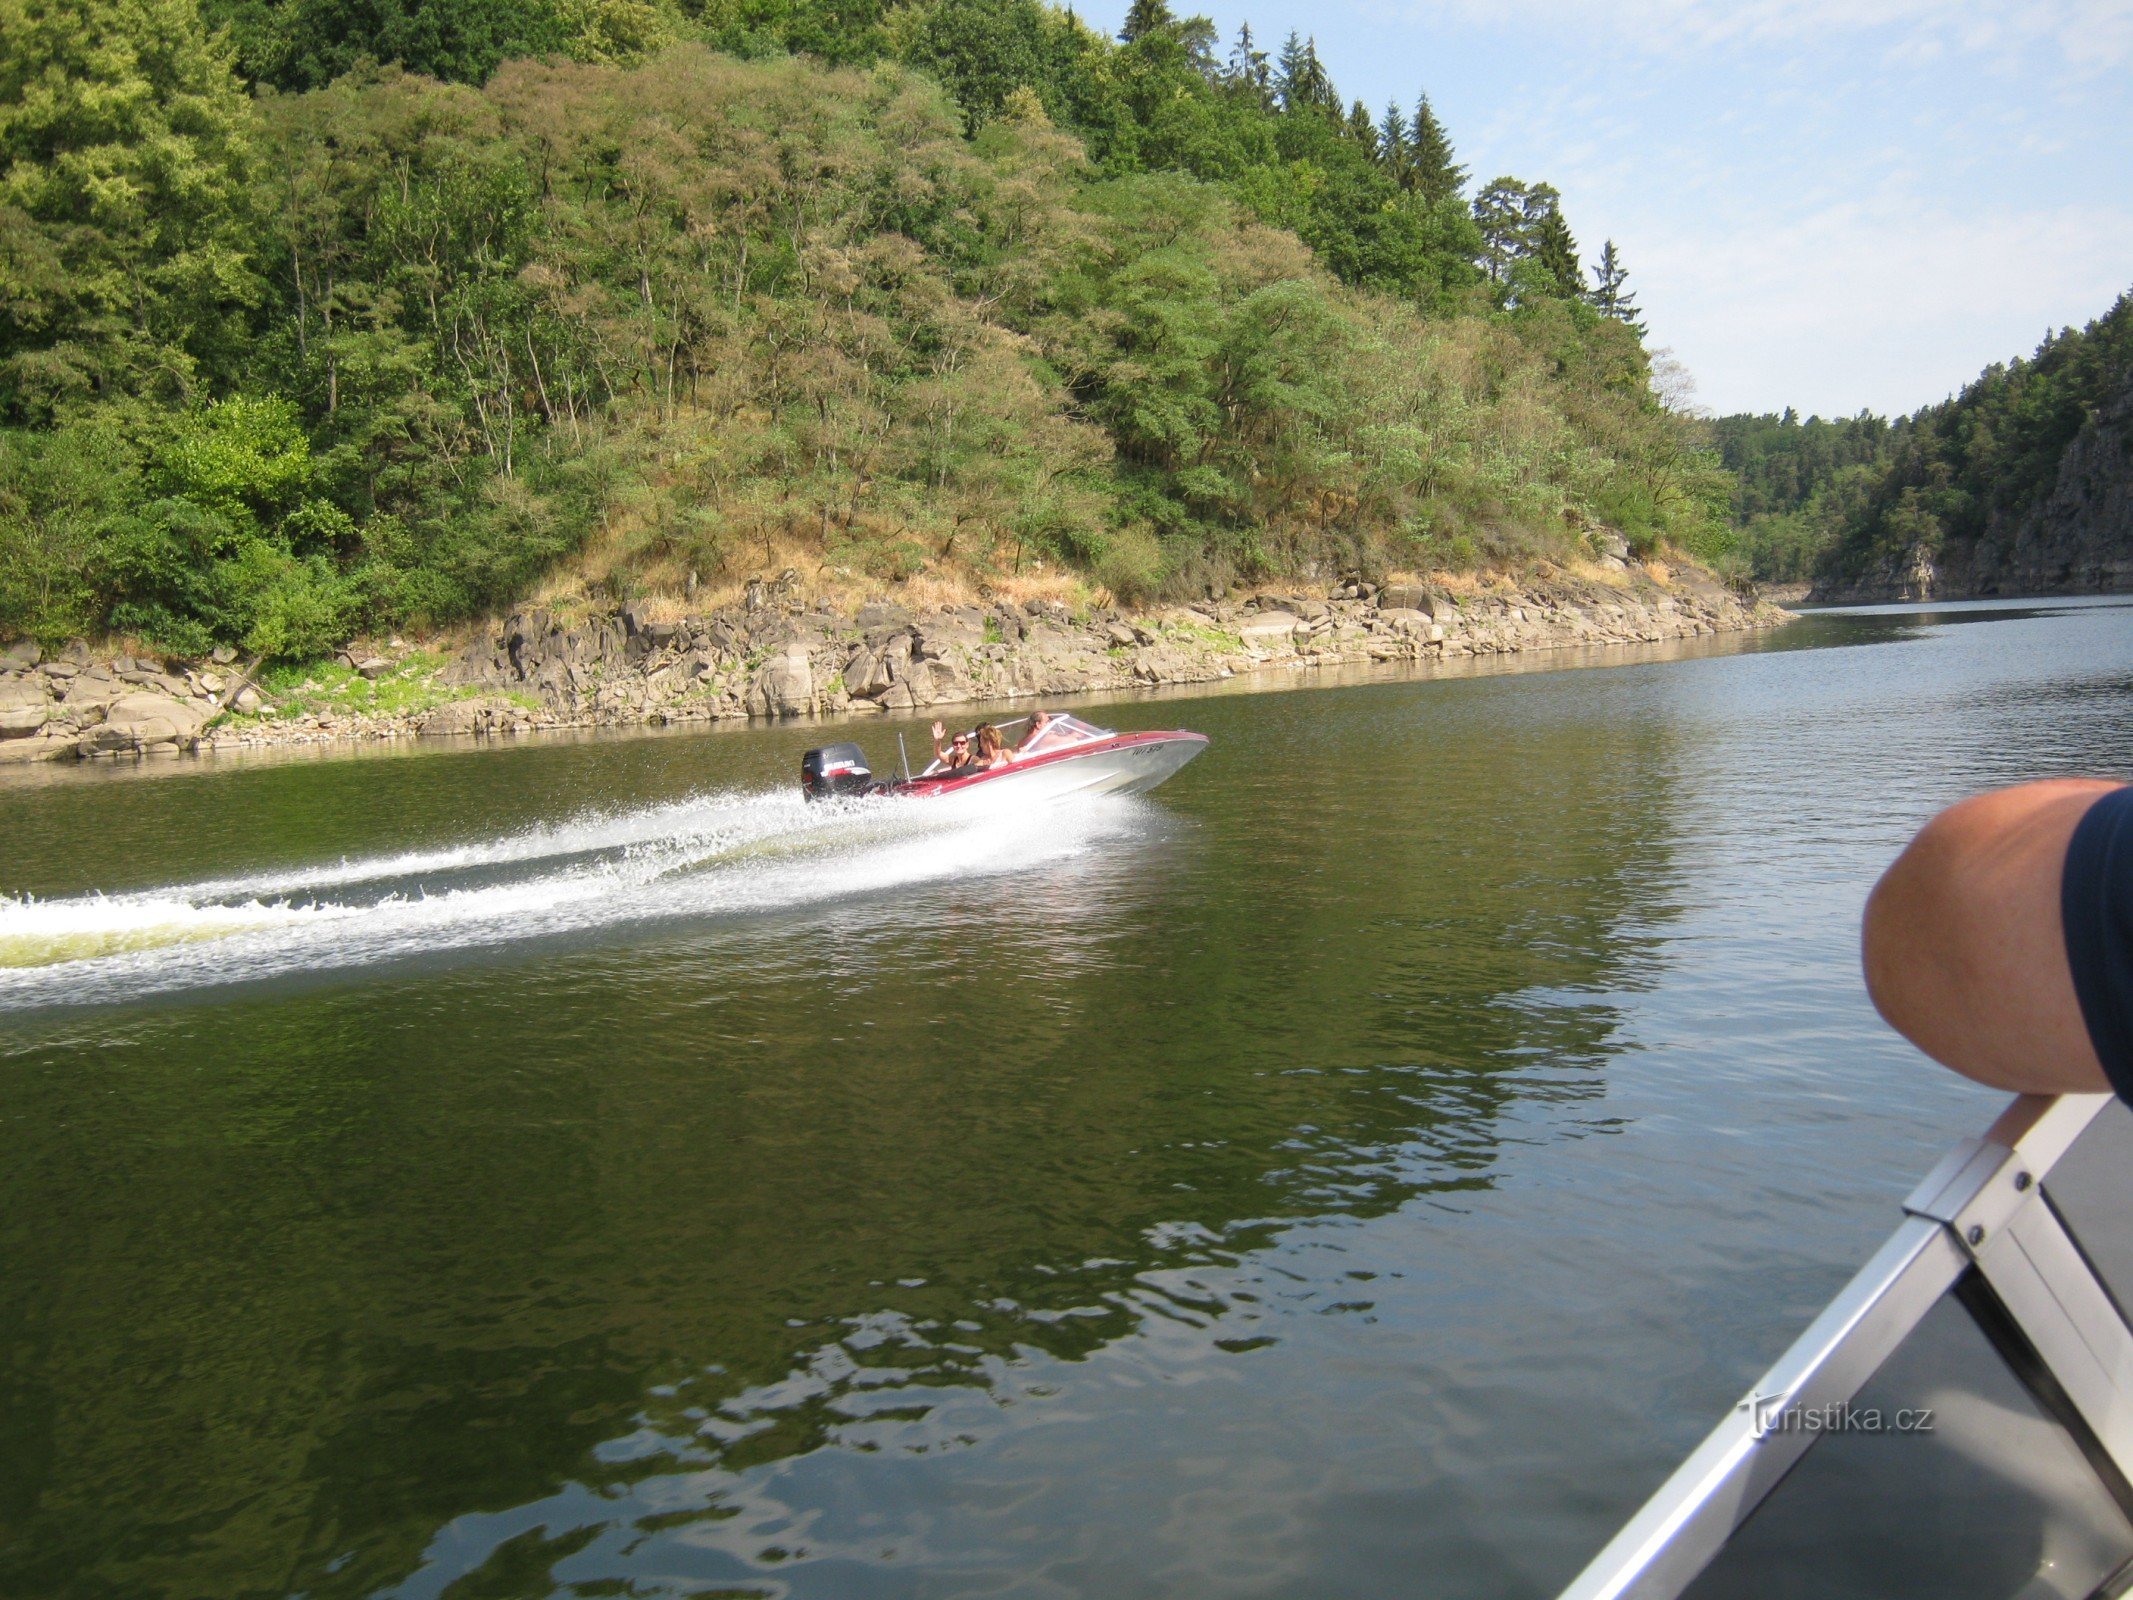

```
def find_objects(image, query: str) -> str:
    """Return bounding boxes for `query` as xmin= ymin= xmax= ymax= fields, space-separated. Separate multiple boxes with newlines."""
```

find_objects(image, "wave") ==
xmin=0 ymin=785 xmax=1144 ymax=1010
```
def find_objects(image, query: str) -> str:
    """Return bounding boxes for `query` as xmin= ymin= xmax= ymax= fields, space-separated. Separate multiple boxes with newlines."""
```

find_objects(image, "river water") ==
xmin=3 ymin=597 xmax=2130 ymax=1600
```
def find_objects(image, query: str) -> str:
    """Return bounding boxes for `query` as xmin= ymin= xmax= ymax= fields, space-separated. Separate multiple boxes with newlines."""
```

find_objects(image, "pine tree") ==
xmin=1275 ymin=30 xmax=1309 ymax=110
xmin=1379 ymin=100 xmax=1409 ymax=182
xmin=1276 ymin=32 xmax=1335 ymax=114
xmin=1471 ymin=177 xmax=1530 ymax=283
xmin=1535 ymin=210 xmax=1586 ymax=298
xmin=1118 ymin=0 xmax=1175 ymax=43
xmin=1408 ymin=93 xmax=1467 ymax=204
xmin=1227 ymin=22 xmax=1270 ymax=99
xmin=1345 ymin=99 xmax=1378 ymax=155
xmin=1588 ymin=239 xmax=1644 ymax=331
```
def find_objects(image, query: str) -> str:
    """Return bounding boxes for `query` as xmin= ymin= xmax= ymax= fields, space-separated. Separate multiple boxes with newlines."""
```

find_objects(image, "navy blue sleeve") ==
xmin=2063 ymin=785 xmax=2133 ymax=1103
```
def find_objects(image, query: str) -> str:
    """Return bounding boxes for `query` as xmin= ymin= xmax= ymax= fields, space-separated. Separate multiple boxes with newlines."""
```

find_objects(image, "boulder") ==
xmin=60 ymin=672 xmax=126 ymax=710
xmin=2 ymin=639 xmax=39 ymax=669
xmin=922 ymin=656 xmax=970 ymax=703
xmin=0 ymin=706 xmax=47 ymax=739
xmin=416 ymin=698 xmax=496 ymax=737
xmin=76 ymin=724 xmax=137 ymax=757
xmin=75 ymin=692 xmax=209 ymax=755
xmin=1379 ymin=607 xmax=1431 ymax=635
xmin=747 ymin=645 xmax=814 ymax=718
xmin=1238 ymin=611 xmax=1302 ymax=647
xmin=353 ymin=656 xmax=392 ymax=680
xmin=0 ymin=678 xmax=47 ymax=713
xmin=1132 ymin=647 xmax=1194 ymax=684
xmin=843 ymin=648 xmax=882 ymax=697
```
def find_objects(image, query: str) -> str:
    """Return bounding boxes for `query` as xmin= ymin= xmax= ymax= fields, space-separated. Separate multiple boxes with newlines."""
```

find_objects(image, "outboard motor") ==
xmin=800 ymin=742 xmax=873 ymax=801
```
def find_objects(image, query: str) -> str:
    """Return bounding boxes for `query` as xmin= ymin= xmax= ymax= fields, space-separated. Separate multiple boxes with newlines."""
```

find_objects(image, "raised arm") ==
xmin=1862 ymin=779 xmax=2121 ymax=1094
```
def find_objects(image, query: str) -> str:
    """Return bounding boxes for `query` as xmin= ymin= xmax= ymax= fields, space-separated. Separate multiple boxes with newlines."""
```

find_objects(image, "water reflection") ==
xmin=2 ymin=599 xmax=2131 ymax=1598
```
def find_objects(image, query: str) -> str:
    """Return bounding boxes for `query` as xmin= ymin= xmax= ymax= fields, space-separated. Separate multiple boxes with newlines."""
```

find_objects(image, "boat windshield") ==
xmin=1019 ymin=714 xmax=1112 ymax=756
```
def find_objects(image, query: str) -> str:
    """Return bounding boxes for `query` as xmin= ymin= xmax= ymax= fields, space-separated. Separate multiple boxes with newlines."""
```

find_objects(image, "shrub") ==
xmin=1092 ymin=525 xmax=1167 ymax=603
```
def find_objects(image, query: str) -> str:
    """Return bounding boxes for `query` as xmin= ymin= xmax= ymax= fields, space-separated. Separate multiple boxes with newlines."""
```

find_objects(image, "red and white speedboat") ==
xmin=801 ymin=714 xmax=1207 ymax=804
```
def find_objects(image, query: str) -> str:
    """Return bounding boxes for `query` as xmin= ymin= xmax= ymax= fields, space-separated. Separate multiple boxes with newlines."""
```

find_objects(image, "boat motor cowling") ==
xmin=801 ymin=742 xmax=874 ymax=800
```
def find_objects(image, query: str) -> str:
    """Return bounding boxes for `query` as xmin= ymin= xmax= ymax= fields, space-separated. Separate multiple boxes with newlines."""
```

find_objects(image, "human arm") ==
xmin=930 ymin=720 xmax=948 ymax=761
xmin=1861 ymin=779 xmax=2122 ymax=1094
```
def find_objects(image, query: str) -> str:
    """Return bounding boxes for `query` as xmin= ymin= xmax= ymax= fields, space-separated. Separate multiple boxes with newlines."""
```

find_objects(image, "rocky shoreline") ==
xmin=0 ymin=565 xmax=1789 ymax=764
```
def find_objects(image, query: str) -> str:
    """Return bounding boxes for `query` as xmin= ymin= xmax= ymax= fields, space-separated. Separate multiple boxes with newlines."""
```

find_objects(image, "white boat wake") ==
xmin=0 ymin=786 xmax=1145 ymax=1010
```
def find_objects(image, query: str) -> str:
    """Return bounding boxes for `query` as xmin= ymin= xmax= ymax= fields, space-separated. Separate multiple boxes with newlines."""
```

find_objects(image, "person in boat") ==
xmin=973 ymin=723 xmax=1011 ymax=769
xmin=928 ymin=721 xmax=977 ymax=775
xmin=1864 ymin=779 xmax=2132 ymax=1100
xmin=1015 ymin=711 xmax=1056 ymax=755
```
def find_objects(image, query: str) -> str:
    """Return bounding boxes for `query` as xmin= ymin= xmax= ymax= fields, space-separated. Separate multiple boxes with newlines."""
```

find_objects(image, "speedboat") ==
xmin=801 ymin=713 xmax=1207 ymax=803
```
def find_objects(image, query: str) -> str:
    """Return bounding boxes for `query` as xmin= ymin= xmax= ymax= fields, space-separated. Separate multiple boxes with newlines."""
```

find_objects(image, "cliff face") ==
xmin=1815 ymin=372 xmax=2133 ymax=602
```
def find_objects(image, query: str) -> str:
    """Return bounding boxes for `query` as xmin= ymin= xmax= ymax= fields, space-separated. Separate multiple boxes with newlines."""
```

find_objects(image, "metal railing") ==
xmin=1561 ymin=1093 xmax=2133 ymax=1600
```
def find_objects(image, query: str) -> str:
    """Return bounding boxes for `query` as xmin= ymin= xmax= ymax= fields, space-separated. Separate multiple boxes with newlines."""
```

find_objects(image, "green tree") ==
xmin=898 ymin=0 xmax=1049 ymax=131
xmin=1588 ymin=238 xmax=1642 ymax=331
xmin=1225 ymin=22 xmax=1269 ymax=101
xmin=1274 ymin=31 xmax=1335 ymax=115
xmin=1532 ymin=206 xmax=1580 ymax=297
xmin=1407 ymin=92 xmax=1464 ymax=203
xmin=1378 ymin=100 xmax=1409 ymax=185
xmin=1118 ymin=0 xmax=1172 ymax=42
xmin=0 ymin=0 xmax=261 ymax=418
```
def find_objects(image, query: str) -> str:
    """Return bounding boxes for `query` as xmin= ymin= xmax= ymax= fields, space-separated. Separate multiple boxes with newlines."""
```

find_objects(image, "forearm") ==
xmin=1862 ymin=779 xmax=2119 ymax=1094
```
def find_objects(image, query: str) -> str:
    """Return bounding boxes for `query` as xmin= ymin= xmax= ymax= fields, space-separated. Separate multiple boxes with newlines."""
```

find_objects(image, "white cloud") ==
xmin=1633 ymin=201 xmax=2133 ymax=414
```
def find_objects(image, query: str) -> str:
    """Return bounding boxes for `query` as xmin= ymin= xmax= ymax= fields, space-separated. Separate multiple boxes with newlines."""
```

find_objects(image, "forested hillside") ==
xmin=1715 ymin=292 xmax=2133 ymax=594
xmin=0 ymin=0 xmax=1723 ymax=660
xmin=1813 ymin=293 xmax=2133 ymax=596
xmin=1709 ymin=411 xmax=1896 ymax=583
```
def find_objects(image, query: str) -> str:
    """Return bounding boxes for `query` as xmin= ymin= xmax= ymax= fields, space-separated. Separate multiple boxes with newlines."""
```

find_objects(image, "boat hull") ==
xmin=890 ymin=731 xmax=1208 ymax=804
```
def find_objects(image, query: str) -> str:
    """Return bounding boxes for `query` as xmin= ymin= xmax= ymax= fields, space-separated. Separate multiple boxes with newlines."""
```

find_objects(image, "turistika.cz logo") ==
xmin=1738 ymin=1391 xmax=1935 ymax=1439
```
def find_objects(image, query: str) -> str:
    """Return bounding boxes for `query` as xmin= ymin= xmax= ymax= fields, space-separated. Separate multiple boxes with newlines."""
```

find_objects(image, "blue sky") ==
xmin=1083 ymin=0 xmax=2133 ymax=419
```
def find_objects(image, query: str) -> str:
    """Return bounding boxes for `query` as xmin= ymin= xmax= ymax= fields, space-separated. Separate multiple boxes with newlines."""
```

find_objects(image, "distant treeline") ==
xmin=1715 ymin=291 xmax=2133 ymax=588
xmin=0 ymin=0 xmax=1717 ymax=659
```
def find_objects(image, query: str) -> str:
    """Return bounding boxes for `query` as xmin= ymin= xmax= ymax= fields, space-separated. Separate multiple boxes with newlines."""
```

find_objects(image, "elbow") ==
xmin=1860 ymin=782 xmax=2119 ymax=1096
xmin=1860 ymin=836 xmax=1950 ymax=1064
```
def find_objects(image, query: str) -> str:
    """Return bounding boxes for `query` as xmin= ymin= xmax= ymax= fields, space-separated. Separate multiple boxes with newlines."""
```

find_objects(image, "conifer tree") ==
xmin=1379 ymin=101 xmax=1410 ymax=183
xmin=1471 ymin=176 xmax=1530 ymax=283
xmin=1534 ymin=208 xmax=1581 ymax=297
xmin=1227 ymin=21 xmax=1270 ymax=99
xmin=1409 ymin=93 xmax=1466 ymax=203
xmin=1118 ymin=0 xmax=1175 ymax=43
xmin=1346 ymin=99 xmax=1378 ymax=155
xmin=1588 ymin=239 xmax=1644 ymax=332
xmin=1276 ymin=31 xmax=1335 ymax=113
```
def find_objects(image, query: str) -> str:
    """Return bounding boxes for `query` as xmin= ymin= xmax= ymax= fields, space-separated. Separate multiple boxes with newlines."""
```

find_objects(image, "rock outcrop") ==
xmin=0 ymin=648 xmax=237 ymax=761
xmin=0 ymin=564 xmax=1787 ymax=763
xmin=1815 ymin=373 xmax=2133 ymax=601
xmin=429 ymin=567 xmax=1782 ymax=732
